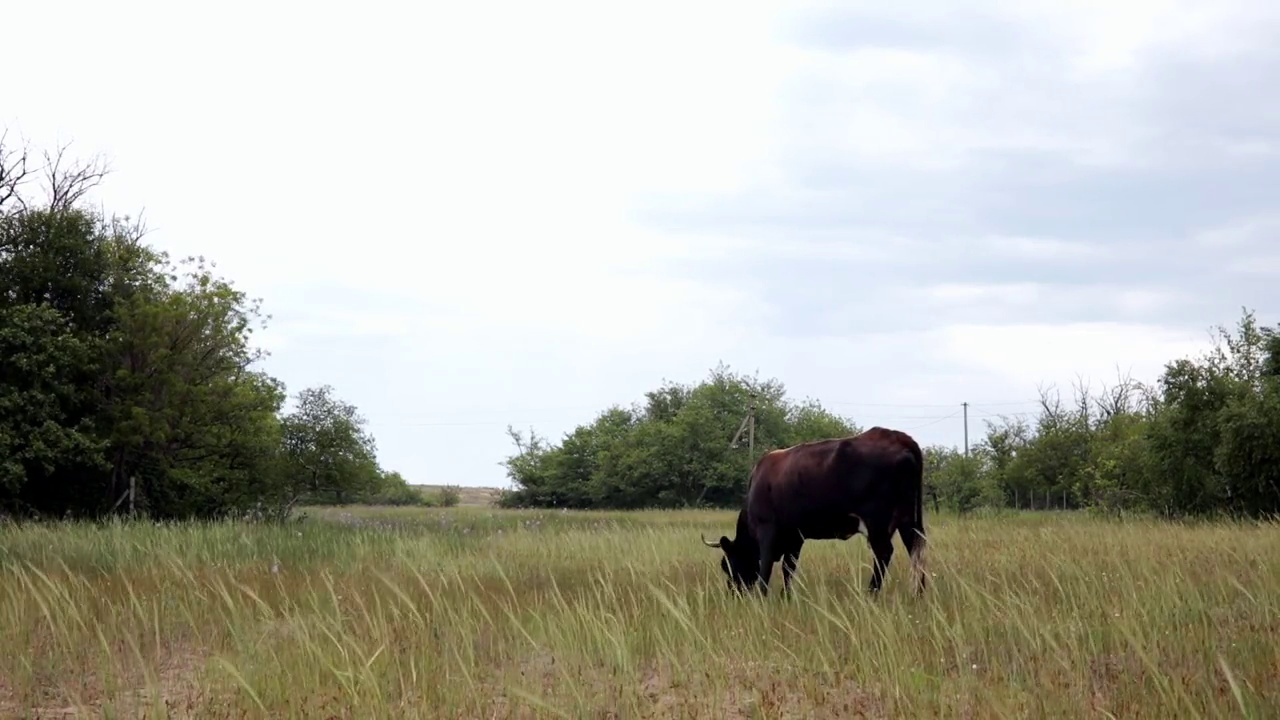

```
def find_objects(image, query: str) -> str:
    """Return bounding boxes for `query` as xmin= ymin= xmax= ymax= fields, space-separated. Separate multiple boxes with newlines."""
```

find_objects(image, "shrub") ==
xmin=435 ymin=484 xmax=462 ymax=508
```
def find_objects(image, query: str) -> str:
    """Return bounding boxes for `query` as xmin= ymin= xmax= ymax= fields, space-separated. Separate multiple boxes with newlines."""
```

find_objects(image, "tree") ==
xmin=0 ymin=303 xmax=104 ymax=506
xmin=278 ymin=385 xmax=381 ymax=507
xmin=361 ymin=469 xmax=432 ymax=507
xmin=498 ymin=365 xmax=860 ymax=510
xmin=98 ymin=254 xmax=287 ymax=518
xmin=936 ymin=308 xmax=1280 ymax=519
xmin=923 ymin=444 xmax=1001 ymax=512
xmin=0 ymin=129 xmax=392 ymax=521
xmin=784 ymin=397 xmax=860 ymax=447
xmin=0 ymin=133 xmax=108 ymax=215
xmin=1 ymin=159 xmax=289 ymax=518
xmin=0 ymin=134 xmax=164 ymax=516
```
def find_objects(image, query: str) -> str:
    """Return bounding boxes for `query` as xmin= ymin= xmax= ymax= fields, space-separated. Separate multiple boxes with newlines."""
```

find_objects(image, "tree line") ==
xmin=0 ymin=133 xmax=455 ymax=520
xmin=500 ymin=316 xmax=1280 ymax=520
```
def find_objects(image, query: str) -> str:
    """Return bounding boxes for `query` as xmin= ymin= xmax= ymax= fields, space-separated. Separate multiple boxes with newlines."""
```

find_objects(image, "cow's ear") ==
xmin=719 ymin=535 xmax=732 ymax=550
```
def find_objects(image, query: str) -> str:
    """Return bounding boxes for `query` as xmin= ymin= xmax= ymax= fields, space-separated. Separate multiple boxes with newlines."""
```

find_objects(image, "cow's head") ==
xmin=701 ymin=532 xmax=760 ymax=593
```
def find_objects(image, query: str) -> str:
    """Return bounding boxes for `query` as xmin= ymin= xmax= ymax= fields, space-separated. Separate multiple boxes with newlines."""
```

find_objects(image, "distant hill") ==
xmin=412 ymin=484 xmax=504 ymax=507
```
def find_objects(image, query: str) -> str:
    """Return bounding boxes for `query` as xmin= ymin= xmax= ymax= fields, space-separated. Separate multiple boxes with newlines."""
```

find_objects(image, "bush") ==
xmin=366 ymin=483 xmax=429 ymax=507
xmin=356 ymin=470 xmax=429 ymax=507
xmin=435 ymin=485 xmax=462 ymax=508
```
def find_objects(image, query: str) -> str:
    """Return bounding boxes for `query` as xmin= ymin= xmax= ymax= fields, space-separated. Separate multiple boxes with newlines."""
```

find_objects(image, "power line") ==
xmin=899 ymin=409 xmax=961 ymax=431
xmin=969 ymin=408 xmax=1038 ymax=418
xmin=369 ymin=398 xmax=1044 ymax=421
xmin=824 ymin=399 xmax=1041 ymax=409
xmin=372 ymin=409 xmax=994 ymax=429
xmin=361 ymin=397 xmax=1049 ymax=430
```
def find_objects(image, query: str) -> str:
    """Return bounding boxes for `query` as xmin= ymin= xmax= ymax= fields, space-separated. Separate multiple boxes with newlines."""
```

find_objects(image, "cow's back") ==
xmin=747 ymin=429 xmax=920 ymax=533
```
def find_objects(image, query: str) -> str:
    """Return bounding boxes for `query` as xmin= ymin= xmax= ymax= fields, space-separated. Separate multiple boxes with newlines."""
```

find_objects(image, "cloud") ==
xmin=637 ymin=0 xmax=1280 ymax=334
xmin=6 ymin=0 xmax=1279 ymax=487
xmin=939 ymin=322 xmax=1210 ymax=392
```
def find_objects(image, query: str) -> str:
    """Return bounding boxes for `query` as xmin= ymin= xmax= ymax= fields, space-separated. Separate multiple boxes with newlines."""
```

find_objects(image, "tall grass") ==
xmin=1 ymin=507 xmax=1277 ymax=718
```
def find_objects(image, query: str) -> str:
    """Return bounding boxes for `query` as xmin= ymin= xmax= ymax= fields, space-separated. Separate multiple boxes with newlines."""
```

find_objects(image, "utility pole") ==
xmin=959 ymin=401 xmax=972 ymax=512
xmin=729 ymin=393 xmax=760 ymax=495
xmin=730 ymin=392 xmax=758 ymax=458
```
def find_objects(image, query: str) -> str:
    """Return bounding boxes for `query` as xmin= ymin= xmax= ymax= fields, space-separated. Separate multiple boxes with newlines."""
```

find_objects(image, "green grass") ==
xmin=1 ymin=506 xmax=1278 ymax=718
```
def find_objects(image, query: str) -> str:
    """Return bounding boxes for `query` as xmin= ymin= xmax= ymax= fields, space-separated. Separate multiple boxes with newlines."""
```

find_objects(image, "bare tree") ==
xmin=1071 ymin=373 xmax=1092 ymax=426
xmin=42 ymin=141 xmax=110 ymax=211
xmin=0 ymin=129 xmax=110 ymax=214
xmin=1036 ymin=382 xmax=1065 ymax=425
xmin=1094 ymin=365 xmax=1139 ymax=421
xmin=0 ymin=129 xmax=33 ymax=212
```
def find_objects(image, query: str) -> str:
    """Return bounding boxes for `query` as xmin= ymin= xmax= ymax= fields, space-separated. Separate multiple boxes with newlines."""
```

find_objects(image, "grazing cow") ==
xmin=701 ymin=426 xmax=928 ymax=597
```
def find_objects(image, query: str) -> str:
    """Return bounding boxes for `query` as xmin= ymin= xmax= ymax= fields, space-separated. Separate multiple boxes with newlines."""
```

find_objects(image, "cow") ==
xmin=700 ymin=426 xmax=928 ymax=597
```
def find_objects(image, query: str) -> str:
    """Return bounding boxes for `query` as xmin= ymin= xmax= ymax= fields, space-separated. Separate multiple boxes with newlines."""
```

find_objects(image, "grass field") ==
xmin=2 ymin=506 xmax=1278 ymax=718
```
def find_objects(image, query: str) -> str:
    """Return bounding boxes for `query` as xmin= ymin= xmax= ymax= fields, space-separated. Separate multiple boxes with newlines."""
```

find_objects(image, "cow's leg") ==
xmin=781 ymin=541 xmax=803 ymax=598
xmin=755 ymin=525 xmax=777 ymax=597
xmin=867 ymin=531 xmax=895 ymax=593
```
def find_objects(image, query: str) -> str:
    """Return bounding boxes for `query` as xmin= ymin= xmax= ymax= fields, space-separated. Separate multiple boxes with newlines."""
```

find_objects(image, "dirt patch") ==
xmin=1088 ymin=651 xmax=1146 ymax=714
xmin=651 ymin=670 xmax=887 ymax=719
xmin=473 ymin=654 xmax=889 ymax=719
xmin=0 ymin=644 xmax=214 ymax=719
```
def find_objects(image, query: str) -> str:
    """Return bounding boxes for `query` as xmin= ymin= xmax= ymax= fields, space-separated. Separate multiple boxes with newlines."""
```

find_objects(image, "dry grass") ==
xmin=412 ymin=484 xmax=504 ymax=507
xmin=1 ymin=506 xmax=1278 ymax=718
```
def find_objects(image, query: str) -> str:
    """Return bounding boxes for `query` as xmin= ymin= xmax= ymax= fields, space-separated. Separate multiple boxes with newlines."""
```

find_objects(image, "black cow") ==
xmin=701 ymin=426 xmax=928 ymax=597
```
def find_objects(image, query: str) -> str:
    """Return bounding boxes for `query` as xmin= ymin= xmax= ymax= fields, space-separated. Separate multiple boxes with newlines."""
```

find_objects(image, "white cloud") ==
xmin=923 ymin=282 xmax=1182 ymax=312
xmin=1194 ymin=215 xmax=1280 ymax=249
xmin=940 ymin=322 xmax=1208 ymax=391
xmin=992 ymin=0 xmax=1275 ymax=72
xmin=926 ymin=282 xmax=1040 ymax=305
xmin=974 ymin=236 xmax=1113 ymax=262
xmin=1227 ymin=255 xmax=1280 ymax=277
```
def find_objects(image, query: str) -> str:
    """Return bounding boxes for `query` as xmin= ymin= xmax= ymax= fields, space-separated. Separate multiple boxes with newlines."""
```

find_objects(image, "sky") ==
xmin=6 ymin=0 xmax=1278 ymax=488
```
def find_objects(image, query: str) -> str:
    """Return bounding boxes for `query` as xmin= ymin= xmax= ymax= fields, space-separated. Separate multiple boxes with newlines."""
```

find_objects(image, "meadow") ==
xmin=1 ymin=506 xmax=1278 ymax=719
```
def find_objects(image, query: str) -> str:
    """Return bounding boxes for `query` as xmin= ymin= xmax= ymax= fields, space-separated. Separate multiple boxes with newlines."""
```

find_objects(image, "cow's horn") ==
xmin=701 ymin=533 xmax=721 ymax=548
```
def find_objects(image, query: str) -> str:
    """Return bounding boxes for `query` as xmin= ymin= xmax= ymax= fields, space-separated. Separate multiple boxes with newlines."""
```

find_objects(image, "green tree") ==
xmin=1075 ymin=410 xmax=1150 ymax=514
xmin=362 ymin=470 xmax=430 ymax=506
xmin=99 ymin=255 xmax=286 ymax=518
xmin=924 ymin=444 xmax=1001 ymax=512
xmin=499 ymin=364 xmax=860 ymax=510
xmin=1 ymin=131 xmax=385 ymax=521
xmin=0 ymin=140 xmax=163 ymax=516
xmin=278 ymin=384 xmax=381 ymax=507
xmin=0 ymin=303 xmax=104 ymax=510
xmin=954 ymin=308 xmax=1280 ymax=520
xmin=1139 ymin=312 xmax=1271 ymax=516
xmin=784 ymin=397 xmax=860 ymax=446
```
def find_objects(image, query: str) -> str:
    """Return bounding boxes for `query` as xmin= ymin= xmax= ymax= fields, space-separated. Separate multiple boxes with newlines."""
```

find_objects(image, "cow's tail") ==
xmin=901 ymin=440 xmax=928 ymax=596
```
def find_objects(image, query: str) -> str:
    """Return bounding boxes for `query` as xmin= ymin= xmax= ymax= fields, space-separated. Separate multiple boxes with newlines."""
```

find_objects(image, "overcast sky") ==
xmin=8 ymin=0 xmax=1278 ymax=488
